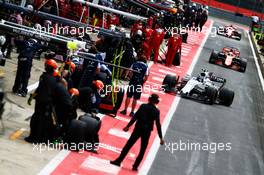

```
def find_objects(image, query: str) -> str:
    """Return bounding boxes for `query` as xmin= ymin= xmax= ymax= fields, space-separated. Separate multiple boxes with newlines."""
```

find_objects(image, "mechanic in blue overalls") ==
xmin=120 ymin=55 xmax=149 ymax=117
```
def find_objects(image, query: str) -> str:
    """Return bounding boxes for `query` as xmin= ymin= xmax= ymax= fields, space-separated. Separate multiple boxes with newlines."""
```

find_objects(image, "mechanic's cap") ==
xmin=45 ymin=59 xmax=58 ymax=70
xmin=69 ymin=88 xmax=80 ymax=96
xmin=149 ymin=93 xmax=160 ymax=104
xmin=93 ymin=80 xmax=104 ymax=90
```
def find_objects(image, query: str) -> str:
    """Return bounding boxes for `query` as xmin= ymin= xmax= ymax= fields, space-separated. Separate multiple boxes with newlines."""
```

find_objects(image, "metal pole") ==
xmin=76 ymin=52 xmax=140 ymax=73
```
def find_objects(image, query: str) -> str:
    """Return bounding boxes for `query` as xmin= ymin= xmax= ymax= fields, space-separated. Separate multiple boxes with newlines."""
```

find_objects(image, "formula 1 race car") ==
xmin=209 ymin=47 xmax=247 ymax=72
xmin=162 ymin=69 xmax=235 ymax=106
xmin=217 ymin=25 xmax=242 ymax=40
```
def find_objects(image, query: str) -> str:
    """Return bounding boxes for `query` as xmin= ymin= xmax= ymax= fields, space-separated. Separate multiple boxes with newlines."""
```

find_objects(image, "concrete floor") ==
xmin=0 ymin=52 xmax=60 ymax=175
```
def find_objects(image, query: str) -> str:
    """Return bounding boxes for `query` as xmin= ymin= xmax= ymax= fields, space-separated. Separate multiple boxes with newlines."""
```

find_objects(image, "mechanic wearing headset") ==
xmin=111 ymin=93 xmax=165 ymax=171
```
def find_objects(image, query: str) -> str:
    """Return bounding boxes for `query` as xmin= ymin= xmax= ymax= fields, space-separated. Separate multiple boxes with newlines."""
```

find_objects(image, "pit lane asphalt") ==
xmin=148 ymin=21 xmax=264 ymax=175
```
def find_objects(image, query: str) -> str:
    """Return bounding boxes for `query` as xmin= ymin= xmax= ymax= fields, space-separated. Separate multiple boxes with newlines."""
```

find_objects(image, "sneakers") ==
xmin=120 ymin=110 xmax=135 ymax=117
xmin=17 ymin=91 xmax=27 ymax=97
xmin=129 ymin=112 xmax=135 ymax=117
xmin=110 ymin=160 xmax=121 ymax=167
xmin=120 ymin=109 xmax=127 ymax=115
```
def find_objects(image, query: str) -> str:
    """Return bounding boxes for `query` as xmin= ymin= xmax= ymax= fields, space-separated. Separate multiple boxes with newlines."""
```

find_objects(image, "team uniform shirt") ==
xmin=129 ymin=61 xmax=149 ymax=86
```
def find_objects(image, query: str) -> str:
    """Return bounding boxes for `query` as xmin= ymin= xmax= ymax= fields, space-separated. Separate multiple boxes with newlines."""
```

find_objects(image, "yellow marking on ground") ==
xmin=9 ymin=128 xmax=27 ymax=140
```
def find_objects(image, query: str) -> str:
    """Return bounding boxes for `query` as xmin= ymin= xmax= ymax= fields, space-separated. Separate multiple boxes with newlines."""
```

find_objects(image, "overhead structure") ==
xmin=72 ymin=0 xmax=148 ymax=21
xmin=125 ymin=0 xmax=159 ymax=14
xmin=0 ymin=20 xmax=138 ymax=72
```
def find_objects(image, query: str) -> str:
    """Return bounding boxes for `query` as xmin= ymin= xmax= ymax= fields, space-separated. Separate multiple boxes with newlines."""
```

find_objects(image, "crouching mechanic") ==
xmin=111 ymin=94 xmax=165 ymax=171
xmin=120 ymin=55 xmax=149 ymax=117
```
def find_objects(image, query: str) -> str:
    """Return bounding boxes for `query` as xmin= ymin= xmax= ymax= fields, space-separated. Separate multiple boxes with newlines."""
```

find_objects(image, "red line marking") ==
xmin=50 ymin=20 xmax=213 ymax=175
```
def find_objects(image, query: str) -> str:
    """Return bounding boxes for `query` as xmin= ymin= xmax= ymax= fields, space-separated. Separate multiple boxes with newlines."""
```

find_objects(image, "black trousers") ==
xmin=114 ymin=127 xmax=151 ymax=168
xmin=13 ymin=58 xmax=32 ymax=93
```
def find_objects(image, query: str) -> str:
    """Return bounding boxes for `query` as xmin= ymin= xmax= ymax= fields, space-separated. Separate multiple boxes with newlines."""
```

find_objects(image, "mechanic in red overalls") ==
xmin=149 ymin=25 xmax=165 ymax=63
xmin=142 ymin=27 xmax=154 ymax=60
xmin=147 ymin=15 xmax=154 ymax=29
xmin=165 ymin=33 xmax=182 ymax=67
xmin=131 ymin=20 xmax=143 ymax=37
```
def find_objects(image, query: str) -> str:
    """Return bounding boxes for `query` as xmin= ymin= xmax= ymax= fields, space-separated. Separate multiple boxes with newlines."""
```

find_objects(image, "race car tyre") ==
xmin=172 ymin=52 xmax=181 ymax=66
xmin=218 ymin=88 xmax=235 ymax=106
xmin=239 ymin=60 xmax=247 ymax=72
xmin=182 ymin=33 xmax=188 ymax=43
xmin=205 ymin=87 xmax=217 ymax=105
xmin=236 ymin=33 xmax=242 ymax=41
xmin=217 ymin=27 xmax=224 ymax=35
xmin=209 ymin=51 xmax=218 ymax=63
xmin=162 ymin=74 xmax=178 ymax=92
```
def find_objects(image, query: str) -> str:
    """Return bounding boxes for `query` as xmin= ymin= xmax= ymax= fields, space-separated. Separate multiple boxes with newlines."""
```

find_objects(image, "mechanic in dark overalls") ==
xmin=25 ymin=59 xmax=58 ymax=143
xmin=111 ymin=94 xmax=165 ymax=171
xmin=13 ymin=38 xmax=49 ymax=97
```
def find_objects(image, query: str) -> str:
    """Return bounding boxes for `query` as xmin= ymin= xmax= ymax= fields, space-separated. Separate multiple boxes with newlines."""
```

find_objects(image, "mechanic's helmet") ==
xmin=26 ymin=4 xmax=33 ymax=10
xmin=53 ymin=70 xmax=61 ymax=78
xmin=192 ymin=3 xmax=196 ymax=7
xmin=136 ymin=29 xmax=143 ymax=36
xmin=170 ymin=8 xmax=177 ymax=14
xmin=0 ymin=36 xmax=6 ymax=46
xmin=93 ymin=80 xmax=104 ymax=90
xmin=45 ymin=59 xmax=58 ymax=71
xmin=65 ymin=61 xmax=76 ymax=73
xmin=69 ymin=88 xmax=80 ymax=97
